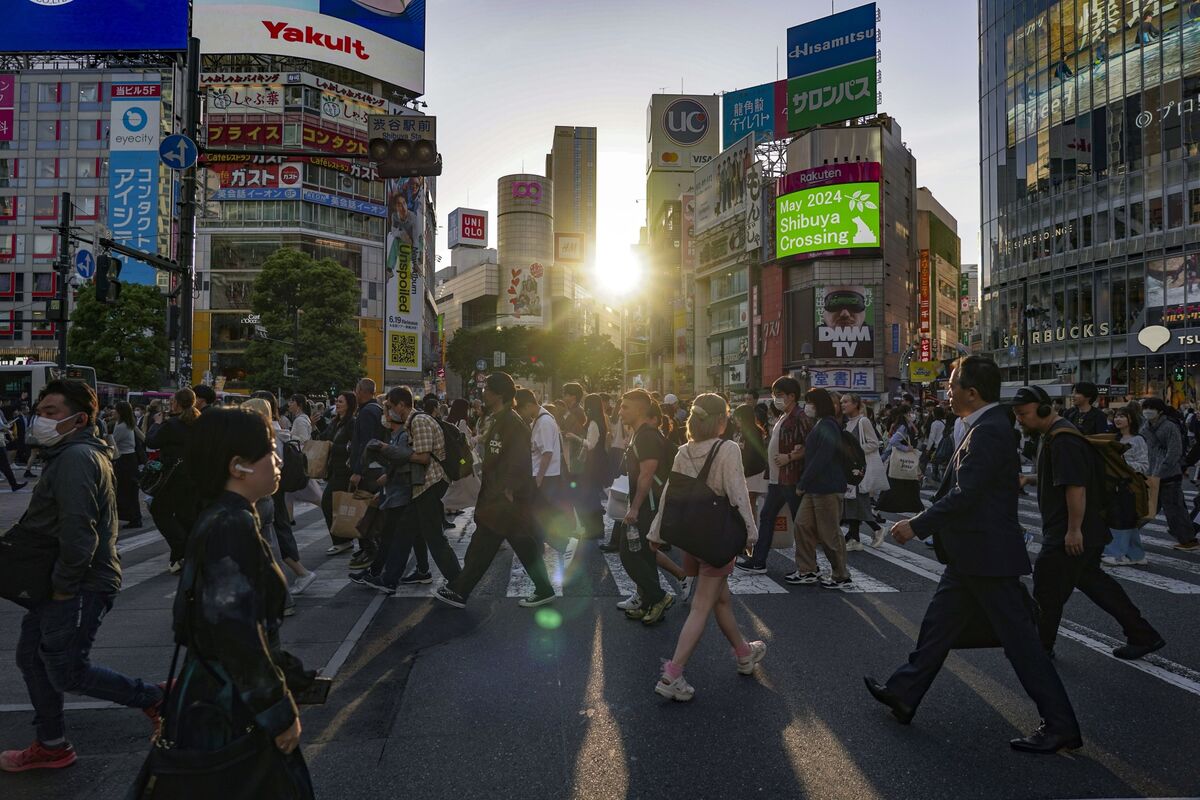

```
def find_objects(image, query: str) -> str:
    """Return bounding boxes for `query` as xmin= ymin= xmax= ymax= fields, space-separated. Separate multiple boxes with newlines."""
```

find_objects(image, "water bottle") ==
xmin=626 ymin=522 xmax=642 ymax=553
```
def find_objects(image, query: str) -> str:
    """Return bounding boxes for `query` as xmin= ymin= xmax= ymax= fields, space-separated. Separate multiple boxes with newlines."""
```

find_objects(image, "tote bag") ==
xmin=658 ymin=441 xmax=748 ymax=566
xmin=887 ymin=434 xmax=922 ymax=482
xmin=302 ymin=440 xmax=332 ymax=479
xmin=330 ymin=491 xmax=374 ymax=539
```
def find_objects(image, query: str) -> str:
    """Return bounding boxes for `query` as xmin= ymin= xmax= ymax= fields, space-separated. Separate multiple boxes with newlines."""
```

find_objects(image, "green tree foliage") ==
xmin=556 ymin=334 xmax=623 ymax=392
xmin=243 ymin=249 xmax=365 ymax=395
xmin=68 ymin=282 xmax=168 ymax=388
xmin=445 ymin=327 xmax=622 ymax=393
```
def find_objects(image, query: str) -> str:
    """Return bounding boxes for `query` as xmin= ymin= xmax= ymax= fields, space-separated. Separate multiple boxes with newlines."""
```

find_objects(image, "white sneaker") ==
xmin=736 ymin=640 xmax=767 ymax=675
xmin=1128 ymin=556 xmax=1149 ymax=565
xmin=616 ymin=594 xmax=642 ymax=611
xmin=292 ymin=572 xmax=317 ymax=595
xmin=679 ymin=576 xmax=695 ymax=604
xmin=654 ymin=673 xmax=695 ymax=702
xmin=845 ymin=539 xmax=864 ymax=551
xmin=325 ymin=542 xmax=354 ymax=555
xmin=1101 ymin=555 xmax=1131 ymax=566
xmin=871 ymin=528 xmax=886 ymax=548
xmin=167 ymin=561 xmax=182 ymax=575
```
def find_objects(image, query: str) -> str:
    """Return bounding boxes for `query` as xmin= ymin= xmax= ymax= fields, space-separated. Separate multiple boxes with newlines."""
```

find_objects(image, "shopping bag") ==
xmin=442 ymin=474 xmax=481 ymax=512
xmin=330 ymin=490 xmax=374 ymax=539
xmin=1144 ymin=476 xmax=1161 ymax=525
xmin=887 ymin=449 xmax=922 ymax=481
xmin=605 ymin=475 xmax=630 ymax=520
xmin=772 ymin=503 xmax=795 ymax=550
xmin=303 ymin=440 xmax=332 ymax=478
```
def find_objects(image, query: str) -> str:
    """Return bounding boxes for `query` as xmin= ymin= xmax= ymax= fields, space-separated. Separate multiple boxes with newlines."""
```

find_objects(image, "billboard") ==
xmin=448 ymin=208 xmax=488 ymax=249
xmin=385 ymin=177 xmax=428 ymax=371
xmin=647 ymin=94 xmax=720 ymax=173
xmin=744 ymin=162 xmax=763 ymax=253
xmin=1 ymin=0 xmax=189 ymax=53
xmin=722 ymin=81 xmax=788 ymax=147
xmin=787 ymin=3 xmax=878 ymax=79
xmin=787 ymin=58 xmax=876 ymax=131
xmin=694 ymin=134 xmax=754 ymax=234
xmin=776 ymin=163 xmax=880 ymax=260
xmin=918 ymin=250 xmax=931 ymax=338
xmin=555 ymin=233 xmax=585 ymax=263
xmin=207 ymin=161 xmax=303 ymax=189
xmin=194 ymin=0 xmax=426 ymax=94
xmin=815 ymin=285 xmax=874 ymax=359
xmin=108 ymin=82 xmax=162 ymax=286
xmin=0 ymin=75 xmax=11 ymax=143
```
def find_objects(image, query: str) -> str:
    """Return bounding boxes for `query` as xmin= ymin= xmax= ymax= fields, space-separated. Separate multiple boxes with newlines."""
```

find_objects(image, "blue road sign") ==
xmin=1009 ymin=344 xmax=1019 ymax=358
xmin=159 ymin=134 xmax=198 ymax=171
xmin=74 ymin=248 xmax=95 ymax=279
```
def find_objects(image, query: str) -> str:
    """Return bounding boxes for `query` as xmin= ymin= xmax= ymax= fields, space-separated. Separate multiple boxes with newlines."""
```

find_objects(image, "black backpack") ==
xmin=837 ymin=419 xmax=867 ymax=486
xmin=279 ymin=440 xmax=308 ymax=492
xmin=416 ymin=412 xmax=474 ymax=481
xmin=740 ymin=430 xmax=767 ymax=478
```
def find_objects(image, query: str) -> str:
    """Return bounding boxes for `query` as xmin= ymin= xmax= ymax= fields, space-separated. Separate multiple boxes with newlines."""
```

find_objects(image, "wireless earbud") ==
xmin=233 ymin=464 xmax=255 ymax=474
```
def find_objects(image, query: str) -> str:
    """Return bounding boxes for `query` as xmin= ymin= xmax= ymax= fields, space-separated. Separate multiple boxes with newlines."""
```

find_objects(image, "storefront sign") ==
xmin=909 ymin=361 xmax=939 ymax=383
xmin=0 ymin=75 xmax=13 ymax=143
xmin=1000 ymin=322 xmax=1112 ymax=349
xmin=808 ymin=367 xmax=874 ymax=391
xmin=109 ymin=81 xmax=161 ymax=286
xmin=206 ymin=123 xmax=282 ymax=147
xmin=918 ymin=249 xmax=931 ymax=337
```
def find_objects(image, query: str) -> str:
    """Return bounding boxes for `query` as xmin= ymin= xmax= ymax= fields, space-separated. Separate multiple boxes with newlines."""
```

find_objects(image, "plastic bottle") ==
xmin=626 ymin=522 xmax=641 ymax=553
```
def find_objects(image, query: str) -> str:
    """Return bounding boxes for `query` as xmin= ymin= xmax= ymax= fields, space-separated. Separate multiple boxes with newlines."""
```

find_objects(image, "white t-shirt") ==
xmin=927 ymin=418 xmax=945 ymax=450
xmin=530 ymin=411 xmax=562 ymax=478
xmin=766 ymin=417 xmax=783 ymax=485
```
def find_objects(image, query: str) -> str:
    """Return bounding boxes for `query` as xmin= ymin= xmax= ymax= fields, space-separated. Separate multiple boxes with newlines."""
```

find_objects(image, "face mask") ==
xmin=30 ymin=414 xmax=76 ymax=447
xmin=804 ymin=404 xmax=817 ymax=419
xmin=773 ymin=397 xmax=786 ymax=411
xmin=1143 ymin=409 xmax=1159 ymax=421
xmin=388 ymin=409 xmax=405 ymax=423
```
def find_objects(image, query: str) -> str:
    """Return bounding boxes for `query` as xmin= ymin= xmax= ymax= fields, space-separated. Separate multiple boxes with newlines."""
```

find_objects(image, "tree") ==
xmin=243 ymin=249 xmax=365 ymax=395
xmin=557 ymin=334 xmax=623 ymax=392
xmin=445 ymin=326 xmax=622 ymax=394
xmin=68 ymin=282 xmax=168 ymax=388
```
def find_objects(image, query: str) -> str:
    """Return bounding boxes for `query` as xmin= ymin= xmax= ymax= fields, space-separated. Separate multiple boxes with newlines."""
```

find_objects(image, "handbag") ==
xmin=0 ymin=533 xmax=58 ymax=608
xmin=331 ymin=490 xmax=374 ymax=540
xmin=301 ymin=440 xmax=331 ymax=479
xmin=887 ymin=441 xmax=922 ymax=481
xmin=658 ymin=441 xmax=748 ymax=566
xmin=139 ymin=458 xmax=179 ymax=496
xmin=605 ymin=475 xmax=630 ymax=520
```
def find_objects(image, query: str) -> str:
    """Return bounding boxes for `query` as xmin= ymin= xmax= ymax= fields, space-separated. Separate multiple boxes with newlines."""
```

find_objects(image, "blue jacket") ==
xmin=798 ymin=416 xmax=846 ymax=494
xmin=909 ymin=405 xmax=1030 ymax=577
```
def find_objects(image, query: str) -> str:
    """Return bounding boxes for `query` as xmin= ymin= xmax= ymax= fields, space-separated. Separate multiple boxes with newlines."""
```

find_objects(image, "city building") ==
xmin=960 ymin=262 xmax=982 ymax=351
xmin=917 ymin=186 xmax=963 ymax=363
xmin=979 ymin=1 xmax=1200 ymax=404
xmin=760 ymin=114 xmax=919 ymax=401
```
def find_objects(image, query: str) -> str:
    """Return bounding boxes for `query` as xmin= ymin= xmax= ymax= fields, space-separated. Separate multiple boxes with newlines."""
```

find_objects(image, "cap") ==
xmin=663 ymin=393 xmax=679 ymax=405
xmin=1009 ymin=386 xmax=1052 ymax=407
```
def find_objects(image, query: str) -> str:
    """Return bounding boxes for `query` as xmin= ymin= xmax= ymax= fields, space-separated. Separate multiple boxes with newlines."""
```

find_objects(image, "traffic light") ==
xmin=1173 ymin=365 xmax=1187 ymax=383
xmin=283 ymin=354 xmax=296 ymax=379
xmin=95 ymin=255 xmax=121 ymax=304
xmin=367 ymin=136 xmax=442 ymax=179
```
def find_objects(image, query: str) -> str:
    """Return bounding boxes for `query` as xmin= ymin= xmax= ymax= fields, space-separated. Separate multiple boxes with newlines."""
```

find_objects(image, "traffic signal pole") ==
xmin=55 ymin=190 xmax=71 ymax=370
xmin=174 ymin=37 xmax=200 ymax=387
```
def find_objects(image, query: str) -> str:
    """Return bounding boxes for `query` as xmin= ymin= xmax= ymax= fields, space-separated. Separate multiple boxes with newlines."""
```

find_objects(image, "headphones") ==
xmin=1036 ymin=401 xmax=1052 ymax=419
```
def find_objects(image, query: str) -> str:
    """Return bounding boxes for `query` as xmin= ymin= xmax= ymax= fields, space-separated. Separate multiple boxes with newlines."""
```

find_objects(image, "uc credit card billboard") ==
xmin=0 ymin=0 xmax=190 ymax=53
xmin=775 ymin=162 xmax=880 ymax=260
xmin=194 ymin=0 xmax=426 ymax=95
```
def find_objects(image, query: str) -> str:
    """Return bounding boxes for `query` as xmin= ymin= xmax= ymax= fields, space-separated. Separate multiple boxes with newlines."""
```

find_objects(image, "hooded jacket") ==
xmin=7 ymin=428 xmax=120 ymax=595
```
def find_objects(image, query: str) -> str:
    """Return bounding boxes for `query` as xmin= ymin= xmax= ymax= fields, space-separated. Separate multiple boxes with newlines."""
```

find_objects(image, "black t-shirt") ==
xmin=1036 ymin=418 xmax=1111 ymax=549
xmin=1065 ymin=406 xmax=1109 ymax=436
xmin=625 ymin=424 xmax=672 ymax=512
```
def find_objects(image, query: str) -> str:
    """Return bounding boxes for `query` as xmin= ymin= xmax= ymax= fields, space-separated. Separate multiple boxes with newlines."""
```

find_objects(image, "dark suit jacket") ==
xmin=909 ymin=405 xmax=1031 ymax=578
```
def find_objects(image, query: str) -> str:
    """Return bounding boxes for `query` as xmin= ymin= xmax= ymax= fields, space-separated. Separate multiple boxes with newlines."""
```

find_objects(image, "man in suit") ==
xmin=863 ymin=356 xmax=1082 ymax=754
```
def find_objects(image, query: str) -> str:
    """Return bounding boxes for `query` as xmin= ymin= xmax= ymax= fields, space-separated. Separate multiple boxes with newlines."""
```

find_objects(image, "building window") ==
xmin=33 ymin=234 xmax=55 ymax=257
xmin=78 ymin=83 xmax=100 ymax=104
xmin=36 ymin=83 xmax=61 ymax=104
xmin=0 ymin=240 xmax=12 ymax=263
xmin=32 ymin=195 xmax=57 ymax=220
xmin=32 ymin=272 xmax=55 ymax=297
xmin=0 ymin=197 xmax=14 ymax=221
xmin=75 ymin=196 xmax=98 ymax=221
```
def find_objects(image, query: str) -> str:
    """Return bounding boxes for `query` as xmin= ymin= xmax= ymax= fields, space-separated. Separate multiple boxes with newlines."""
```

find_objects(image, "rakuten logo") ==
xmin=262 ymin=20 xmax=370 ymax=62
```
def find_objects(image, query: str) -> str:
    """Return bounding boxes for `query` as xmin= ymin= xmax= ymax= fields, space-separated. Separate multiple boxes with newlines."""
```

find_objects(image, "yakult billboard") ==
xmin=194 ymin=0 xmax=426 ymax=95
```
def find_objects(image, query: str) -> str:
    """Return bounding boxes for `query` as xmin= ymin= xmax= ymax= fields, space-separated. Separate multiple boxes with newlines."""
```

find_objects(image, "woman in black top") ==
xmin=147 ymin=388 xmax=201 ymax=568
xmin=164 ymin=407 xmax=314 ymax=798
xmin=578 ymin=393 xmax=610 ymax=539
xmin=319 ymin=391 xmax=357 ymax=553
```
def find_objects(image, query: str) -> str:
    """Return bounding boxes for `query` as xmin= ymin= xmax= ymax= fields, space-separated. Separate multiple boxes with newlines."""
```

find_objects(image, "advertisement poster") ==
xmin=815 ymin=285 xmax=874 ymax=359
xmin=647 ymin=95 xmax=720 ymax=172
xmin=505 ymin=263 xmax=545 ymax=322
xmin=680 ymin=193 xmax=696 ymax=276
xmin=1 ymin=0 xmax=190 ymax=53
xmin=744 ymin=162 xmax=763 ymax=252
xmin=787 ymin=58 xmax=877 ymax=131
xmin=0 ymin=75 xmax=12 ymax=143
xmin=721 ymin=80 xmax=788 ymax=146
xmin=385 ymin=176 xmax=427 ymax=371
xmin=776 ymin=180 xmax=879 ymax=258
xmin=108 ymin=81 xmax=161 ymax=286
xmin=694 ymin=134 xmax=753 ymax=234
xmin=787 ymin=3 xmax=877 ymax=79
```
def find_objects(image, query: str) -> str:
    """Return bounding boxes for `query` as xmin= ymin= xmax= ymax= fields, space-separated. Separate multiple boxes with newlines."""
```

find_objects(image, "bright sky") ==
xmin=423 ymin=0 xmax=981 ymax=293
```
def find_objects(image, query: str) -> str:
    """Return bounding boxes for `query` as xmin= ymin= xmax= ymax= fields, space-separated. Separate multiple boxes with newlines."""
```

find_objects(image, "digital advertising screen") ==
xmin=775 ymin=181 xmax=880 ymax=259
xmin=1 ymin=0 xmax=190 ymax=53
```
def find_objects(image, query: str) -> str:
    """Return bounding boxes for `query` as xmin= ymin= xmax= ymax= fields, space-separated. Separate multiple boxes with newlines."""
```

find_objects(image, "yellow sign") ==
xmin=394 ymin=242 xmax=412 ymax=315
xmin=388 ymin=331 xmax=419 ymax=370
xmin=909 ymin=361 xmax=940 ymax=383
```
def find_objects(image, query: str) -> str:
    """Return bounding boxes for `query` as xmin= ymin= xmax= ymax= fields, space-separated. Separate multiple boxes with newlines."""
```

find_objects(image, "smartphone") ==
xmin=1021 ymin=464 xmax=1034 ymax=475
xmin=294 ymin=677 xmax=332 ymax=706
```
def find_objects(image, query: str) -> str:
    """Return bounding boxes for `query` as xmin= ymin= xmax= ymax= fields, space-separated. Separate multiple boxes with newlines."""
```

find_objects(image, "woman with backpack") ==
xmin=648 ymin=394 xmax=764 ymax=701
xmin=841 ymin=393 xmax=886 ymax=550
xmin=1103 ymin=404 xmax=1151 ymax=566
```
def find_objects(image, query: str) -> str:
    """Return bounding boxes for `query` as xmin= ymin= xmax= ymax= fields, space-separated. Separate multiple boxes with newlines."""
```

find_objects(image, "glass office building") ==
xmin=981 ymin=0 xmax=1200 ymax=405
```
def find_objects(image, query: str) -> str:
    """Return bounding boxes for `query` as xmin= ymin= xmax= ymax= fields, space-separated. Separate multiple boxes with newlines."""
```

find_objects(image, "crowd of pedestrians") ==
xmin=2 ymin=358 xmax=1197 ymax=785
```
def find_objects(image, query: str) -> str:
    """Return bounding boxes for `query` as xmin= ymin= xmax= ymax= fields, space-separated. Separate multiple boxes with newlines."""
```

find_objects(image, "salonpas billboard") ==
xmin=775 ymin=162 xmax=880 ymax=259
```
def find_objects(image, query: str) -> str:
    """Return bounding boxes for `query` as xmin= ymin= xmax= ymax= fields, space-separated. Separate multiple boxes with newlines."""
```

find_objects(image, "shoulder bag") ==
xmin=0 ymin=532 xmax=58 ymax=608
xmin=658 ymin=441 xmax=747 ymax=566
xmin=887 ymin=433 xmax=922 ymax=481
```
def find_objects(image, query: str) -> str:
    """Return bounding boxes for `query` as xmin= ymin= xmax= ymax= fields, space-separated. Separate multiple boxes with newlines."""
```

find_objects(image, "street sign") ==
xmin=476 ymin=359 xmax=487 ymax=371
xmin=74 ymin=248 xmax=95 ymax=279
xmin=1008 ymin=344 xmax=1019 ymax=357
xmin=493 ymin=351 xmax=506 ymax=367
xmin=159 ymin=134 xmax=198 ymax=171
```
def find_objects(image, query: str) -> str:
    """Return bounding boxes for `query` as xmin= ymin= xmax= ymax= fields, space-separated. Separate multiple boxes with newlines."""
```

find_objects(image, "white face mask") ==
xmin=30 ymin=414 xmax=76 ymax=447
xmin=1143 ymin=409 xmax=1159 ymax=421
xmin=804 ymin=404 xmax=817 ymax=419
xmin=772 ymin=397 xmax=787 ymax=411
xmin=388 ymin=409 xmax=406 ymax=423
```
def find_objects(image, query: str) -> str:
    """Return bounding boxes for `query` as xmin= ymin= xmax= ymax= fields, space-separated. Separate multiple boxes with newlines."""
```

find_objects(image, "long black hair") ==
xmin=186 ymin=408 xmax=274 ymax=502
xmin=583 ymin=393 xmax=608 ymax=442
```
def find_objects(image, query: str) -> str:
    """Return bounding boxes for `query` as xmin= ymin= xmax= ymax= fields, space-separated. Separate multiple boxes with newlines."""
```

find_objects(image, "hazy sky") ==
xmin=423 ymin=0 xmax=980 ymax=294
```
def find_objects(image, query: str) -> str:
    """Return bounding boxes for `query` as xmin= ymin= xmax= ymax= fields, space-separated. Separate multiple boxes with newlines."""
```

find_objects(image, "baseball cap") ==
xmin=663 ymin=393 xmax=679 ymax=405
xmin=1009 ymin=386 xmax=1052 ymax=407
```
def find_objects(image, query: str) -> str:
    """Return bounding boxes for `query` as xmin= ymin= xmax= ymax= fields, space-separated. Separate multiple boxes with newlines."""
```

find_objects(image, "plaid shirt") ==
xmin=777 ymin=405 xmax=812 ymax=486
xmin=407 ymin=412 xmax=447 ymax=498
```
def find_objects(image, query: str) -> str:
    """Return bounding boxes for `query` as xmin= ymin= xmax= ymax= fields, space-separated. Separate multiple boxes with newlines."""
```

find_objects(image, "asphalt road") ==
xmin=1 ymin=482 xmax=1199 ymax=800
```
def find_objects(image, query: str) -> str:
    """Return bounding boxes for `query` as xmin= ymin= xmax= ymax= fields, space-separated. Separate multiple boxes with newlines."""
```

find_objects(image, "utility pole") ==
xmin=55 ymin=191 xmax=72 ymax=370
xmin=174 ymin=36 xmax=200 ymax=387
xmin=1021 ymin=278 xmax=1030 ymax=386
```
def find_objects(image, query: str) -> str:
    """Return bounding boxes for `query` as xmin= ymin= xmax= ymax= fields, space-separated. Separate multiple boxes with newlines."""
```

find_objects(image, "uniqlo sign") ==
xmin=448 ymin=207 xmax=488 ymax=248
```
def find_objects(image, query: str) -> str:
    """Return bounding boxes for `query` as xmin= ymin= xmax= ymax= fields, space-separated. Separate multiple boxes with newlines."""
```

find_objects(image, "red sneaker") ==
xmin=0 ymin=741 xmax=77 ymax=772
xmin=143 ymin=680 xmax=174 ymax=742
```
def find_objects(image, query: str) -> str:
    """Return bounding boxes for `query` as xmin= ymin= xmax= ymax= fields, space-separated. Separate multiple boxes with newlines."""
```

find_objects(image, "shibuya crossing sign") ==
xmin=776 ymin=181 xmax=879 ymax=259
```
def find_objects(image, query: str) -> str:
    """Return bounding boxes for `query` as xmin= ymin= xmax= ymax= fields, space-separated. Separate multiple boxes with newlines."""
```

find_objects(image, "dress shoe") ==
xmin=1113 ymin=638 xmax=1165 ymax=661
xmin=863 ymin=677 xmax=914 ymax=725
xmin=1009 ymin=724 xmax=1082 ymax=754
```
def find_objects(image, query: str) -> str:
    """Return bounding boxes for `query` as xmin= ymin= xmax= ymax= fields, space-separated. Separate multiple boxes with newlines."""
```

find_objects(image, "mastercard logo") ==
xmin=661 ymin=152 xmax=679 ymax=163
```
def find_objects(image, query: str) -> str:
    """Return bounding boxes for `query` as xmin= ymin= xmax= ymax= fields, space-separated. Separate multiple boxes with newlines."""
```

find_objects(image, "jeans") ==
xmin=272 ymin=488 xmax=299 ymax=563
xmin=1032 ymin=546 xmax=1161 ymax=651
xmin=16 ymin=592 xmax=161 ymax=743
xmin=745 ymin=483 xmax=801 ymax=568
xmin=1104 ymin=529 xmax=1146 ymax=562
xmin=449 ymin=522 xmax=553 ymax=600
xmin=1158 ymin=477 xmax=1195 ymax=545
xmin=379 ymin=483 xmax=459 ymax=587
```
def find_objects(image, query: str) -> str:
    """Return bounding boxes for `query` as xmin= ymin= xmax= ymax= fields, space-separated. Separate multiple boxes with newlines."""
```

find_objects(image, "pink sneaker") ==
xmin=736 ymin=640 xmax=767 ymax=675
xmin=0 ymin=741 xmax=77 ymax=772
